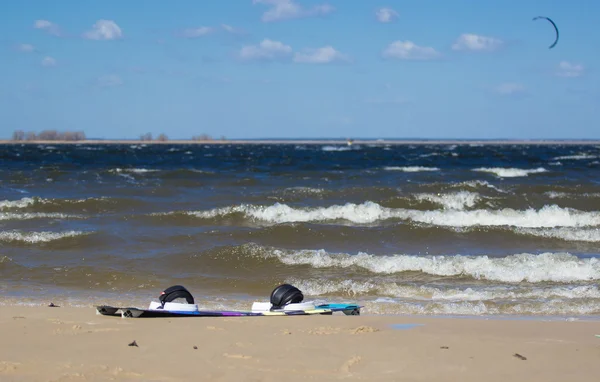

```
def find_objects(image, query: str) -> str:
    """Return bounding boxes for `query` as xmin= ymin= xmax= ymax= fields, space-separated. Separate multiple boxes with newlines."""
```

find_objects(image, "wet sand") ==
xmin=1 ymin=306 xmax=599 ymax=381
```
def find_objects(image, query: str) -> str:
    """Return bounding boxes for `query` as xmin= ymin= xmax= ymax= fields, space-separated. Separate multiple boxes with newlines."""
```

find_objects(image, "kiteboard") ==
xmin=96 ymin=303 xmax=360 ymax=318
xmin=95 ymin=284 xmax=361 ymax=318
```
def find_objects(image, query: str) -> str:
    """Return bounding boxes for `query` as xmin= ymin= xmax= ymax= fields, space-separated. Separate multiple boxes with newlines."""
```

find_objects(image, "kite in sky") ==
xmin=533 ymin=16 xmax=559 ymax=49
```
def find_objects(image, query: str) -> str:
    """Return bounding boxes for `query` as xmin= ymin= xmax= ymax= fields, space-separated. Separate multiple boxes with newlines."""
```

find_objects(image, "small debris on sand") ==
xmin=128 ymin=340 xmax=138 ymax=347
xmin=440 ymin=346 xmax=449 ymax=349
xmin=193 ymin=346 xmax=198 ymax=350
xmin=48 ymin=303 xmax=59 ymax=307
xmin=351 ymin=326 xmax=379 ymax=334
xmin=513 ymin=353 xmax=527 ymax=360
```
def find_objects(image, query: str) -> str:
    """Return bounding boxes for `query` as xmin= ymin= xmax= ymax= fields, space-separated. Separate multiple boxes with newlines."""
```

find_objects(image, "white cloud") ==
xmin=18 ymin=43 xmax=35 ymax=52
xmin=221 ymin=24 xmax=247 ymax=35
xmin=452 ymin=33 xmax=504 ymax=51
xmin=83 ymin=20 xmax=123 ymax=40
xmin=382 ymin=40 xmax=441 ymax=60
xmin=239 ymin=39 xmax=293 ymax=61
xmin=97 ymin=75 xmax=123 ymax=87
xmin=34 ymin=20 xmax=61 ymax=36
xmin=181 ymin=26 xmax=214 ymax=38
xmin=221 ymin=24 xmax=236 ymax=33
xmin=494 ymin=82 xmax=526 ymax=95
xmin=293 ymin=46 xmax=349 ymax=64
xmin=556 ymin=61 xmax=584 ymax=78
xmin=375 ymin=7 xmax=399 ymax=23
xmin=41 ymin=56 xmax=56 ymax=67
xmin=253 ymin=0 xmax=334 ymax=22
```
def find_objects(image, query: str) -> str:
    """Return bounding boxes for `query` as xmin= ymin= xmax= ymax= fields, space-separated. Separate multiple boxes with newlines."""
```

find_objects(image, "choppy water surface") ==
xmin=1 ymin=142 xmax=600 ymax=317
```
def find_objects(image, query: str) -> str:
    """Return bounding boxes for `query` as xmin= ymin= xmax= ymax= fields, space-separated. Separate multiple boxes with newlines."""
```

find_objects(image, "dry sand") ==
xmin=1 ymin=306 xmax=599 ymax=381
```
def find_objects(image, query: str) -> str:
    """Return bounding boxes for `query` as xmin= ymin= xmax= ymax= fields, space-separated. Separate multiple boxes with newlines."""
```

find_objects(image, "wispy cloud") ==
xmin=180 ymin=26 xmax=214 ymax=38
xmin=555 ymin=61 xmax=585 ymax=78
xmin=17 ymin=43 xmax=35 ymax=53
xmin=33 ymin=20 xmax=61 ymax=36
xmin=41 ymin=56 xmax=56 ymax=67
xmin=238 ymin=39 xmax=348 ymax=65
xmin=83 ymin=20 xmax=123 ymax=40
xmin=494 ymin=82 xmax=526 ymax=96
xmin=375 ymin=7 xmax=399 ymax=23
xmin=382 ymin=41 xmax=441 ymax=60
xmin=97 ymin=75 xmax=123 ymax=88
xmin=293 ymin=46 xmax=350 ymax=64
xmin=253 ymin=0 xmax=334 ymax=22
xmin=451 ymin=34 xmax=504 ymax=52
xmin=176 ymin=24 xmax=246 ymax=39
xmin=239 ymin=39 xmax=293 ymax=61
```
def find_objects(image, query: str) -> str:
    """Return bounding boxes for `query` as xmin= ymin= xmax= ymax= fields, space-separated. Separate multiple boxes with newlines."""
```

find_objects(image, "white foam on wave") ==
xmin=0 ymin=197 xmax=36 ymax=209
xmin=111 ymin=168 xmax=159 ymax=173
xmin=418 ymin=153 xmax=441 ymax=158
xmin=1 ymin=196 xmax=111 ymax=210
xmin=472 ymin=167 xmax=548 ymax=177
xmin=553 ymin=154 xmax=598 ymax=160
xmin=414 ymin=191 xmax=479 ymax=210
xmin=0 ymin=230 xmax=90 ymax=243
xmin=256 ymin=247 xmax=600 ymax=283
xmin=545 ymin=192 xmax=600 ymax=199
xmin=456 ymin=180 xmax=506 ymax=193
xmin=517 ymin=227 xmax=600 ymax=242
xmin=281 ymin=187 xmax=325 ymax=196
xmin=361 ymin=299 xmax=600 ymax=316
xmin=405 ymin=204 xmax=600 ymax=228
xmin=179 ymin=202 xmax=600 ymax=228
xmin=383 ymin=166 xmax=440 ymax=172
xmin=321 ymin=145 xmax=352 ymax=152
xmin=0 ymin=212 xmax=80 ymax=221
xmin=288 ymin=278 xmax=600 ymax=301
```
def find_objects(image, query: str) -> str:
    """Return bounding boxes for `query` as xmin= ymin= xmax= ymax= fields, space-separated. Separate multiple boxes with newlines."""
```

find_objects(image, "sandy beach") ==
xmin=1 ymin=306 xmax=599 ymax=382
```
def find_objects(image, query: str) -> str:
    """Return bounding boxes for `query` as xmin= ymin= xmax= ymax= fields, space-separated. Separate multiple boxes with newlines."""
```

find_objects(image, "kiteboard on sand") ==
xmin=96 ymin=284 xmax=361 ymax=318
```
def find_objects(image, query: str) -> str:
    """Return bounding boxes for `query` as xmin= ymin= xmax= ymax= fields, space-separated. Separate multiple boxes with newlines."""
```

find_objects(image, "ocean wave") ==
xmin=0 ymin=212 xmax=81 ymax=221
xmin=413 ymin=191 xmax=480 ymax=210
xmin=545 ymin=192 xmax=600 ymax=200
xmin=0 ymin=197 xmax=36 ymax=209
xmin=287 ymin=278 xmax=600 ymax=301
xmin=553 ymin=154 xmax=598 ymax=160
xmin=164 ymin=202 xmax=600 ymax=228
xmin=321 ymin=145 xmax=352 ymax=152
xmin=252 ymin=246 xmax=600 ymax=283
xmin=516 ymin=227 xmax=600 ymax=242
xmin=110 ymin=168 xmax=160 ymax=173
xmin=0 ymin=230 xmax=91 ymax=243
xmin=360 ymin=299 xmax=600 ymax=316
xmin=472 ymin=167 xmax=548 ymax=177
xmin=383 ymin=166 xmax=440 ymax=172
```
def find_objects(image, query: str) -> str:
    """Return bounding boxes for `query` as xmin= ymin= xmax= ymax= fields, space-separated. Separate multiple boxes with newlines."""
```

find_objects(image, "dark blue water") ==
xmin=1 ymin=142 xmax=599 ymax=317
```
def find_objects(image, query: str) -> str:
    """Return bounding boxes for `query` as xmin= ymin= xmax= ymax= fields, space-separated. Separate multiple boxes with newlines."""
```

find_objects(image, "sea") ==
xmin=1 ymin=141 xmax=600 ymax=319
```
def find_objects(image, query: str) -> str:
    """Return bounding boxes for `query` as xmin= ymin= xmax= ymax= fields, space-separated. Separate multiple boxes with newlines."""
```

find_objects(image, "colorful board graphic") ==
xmin=96 ymin=303 xmax=361 ymax=318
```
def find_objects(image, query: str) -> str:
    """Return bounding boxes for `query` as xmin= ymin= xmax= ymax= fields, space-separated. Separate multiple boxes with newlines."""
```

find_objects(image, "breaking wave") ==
xmin=261 ymin=248 xmax=600 ymax=283
xmin=472 ymin=167 xmax=548 ymax=177
xmin=0 ymin=230 xmax=91 ymax=243
xmin=159 ymin=202 xmax=600 ymax=228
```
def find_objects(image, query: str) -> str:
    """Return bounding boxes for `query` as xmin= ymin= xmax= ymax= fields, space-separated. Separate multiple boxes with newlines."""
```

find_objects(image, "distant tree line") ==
xmin=10 ymin=129 xmax=226 ymax=142
xmin=141 ymin=133 xmax=227 ymax=141
xmin=12 ymin=130 xmax=86 ymax=141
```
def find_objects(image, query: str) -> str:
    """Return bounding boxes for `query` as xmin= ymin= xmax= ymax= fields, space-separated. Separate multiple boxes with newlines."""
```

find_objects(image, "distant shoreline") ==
xmin=1 ymin=139 xmax=600 ymax=145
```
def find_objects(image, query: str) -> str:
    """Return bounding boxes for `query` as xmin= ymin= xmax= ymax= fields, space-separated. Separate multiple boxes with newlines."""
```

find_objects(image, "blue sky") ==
xmin=1 ymin=0 xmax=598 ymax=140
